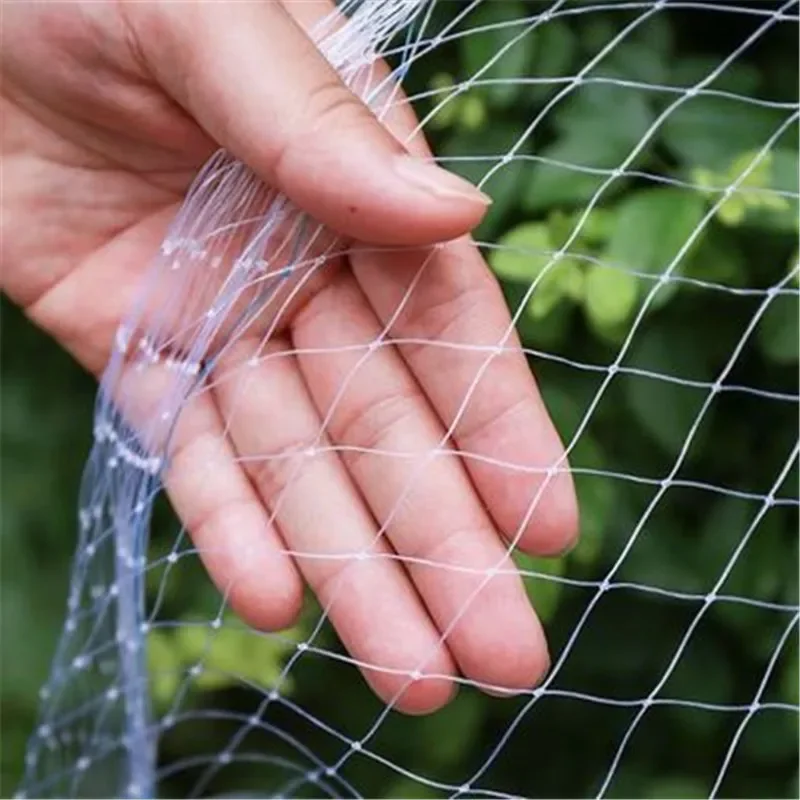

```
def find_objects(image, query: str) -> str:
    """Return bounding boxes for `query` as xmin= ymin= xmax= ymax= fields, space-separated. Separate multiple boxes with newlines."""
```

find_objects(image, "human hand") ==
xmin=1 ymin=0 xmax=578 ymax=714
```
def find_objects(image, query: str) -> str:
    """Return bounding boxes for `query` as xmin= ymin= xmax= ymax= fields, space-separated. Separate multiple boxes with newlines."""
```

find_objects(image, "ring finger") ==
xmin=211 ymin=333 xmax=457 ymax=714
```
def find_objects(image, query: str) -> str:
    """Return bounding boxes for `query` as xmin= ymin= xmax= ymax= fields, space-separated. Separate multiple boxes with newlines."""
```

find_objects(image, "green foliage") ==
xmin=583 ymin=263 xmax=638 ymax=332
xmin=1 ymin=304 xmax=97 ymax=792
xmin=663 ymin=97 xmax=791 ymax=170
xmin=623 ymin=321 xmax=713 ymax=456
xmin=416 ymin=8 xmax=797 ymax=797
xmin=490 ymin=221 xmax=553 ymax=282
xmin=148 ymin=615 xmax=300 ymax=709
xmin=757 ymin=294 xmax=800 ymax=364
xmin=603 ymin=187 xmax=705 ymax=282
xmin=460 ymin=1 xmax=531 ymax=107
xmin=692 ymin=149 xmax=797 ymax=229
xmin=2 ymin=5 xmax=798 ymax=800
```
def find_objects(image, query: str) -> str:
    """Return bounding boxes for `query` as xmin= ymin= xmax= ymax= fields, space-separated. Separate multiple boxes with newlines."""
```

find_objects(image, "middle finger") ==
xmin=212 ymin=333 xmax=457 ymax=714
xmin=290 ymin=269 xmax=550 ymax=694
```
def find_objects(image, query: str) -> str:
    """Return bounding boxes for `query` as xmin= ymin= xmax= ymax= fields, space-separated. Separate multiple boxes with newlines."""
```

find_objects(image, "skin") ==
xmin=1 ymin=0 xmax=579 ymax=714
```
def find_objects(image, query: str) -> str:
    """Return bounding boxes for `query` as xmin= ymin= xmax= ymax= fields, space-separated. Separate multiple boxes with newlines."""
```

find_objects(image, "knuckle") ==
xmin=412 ymin=524 xmax=480 ymax=565
xmin=335 ymin=388 xmax=424 ymax=462
xmin=457 ymin=391 xmax=530 ymax=446
xmin=273 ymin=79 xmax=367 ymax=180
xmin=246 ymin=433 xmax=321 ymax=504
xmin=306 ymin=78 xmax=365 ymax=130
xmin=290 ymin=273 xmax=361 ymax=338
xmin=187 ymin=495 xmax=254 ymax=554
xmin=398 ymin=279 xmax=498 ymax=359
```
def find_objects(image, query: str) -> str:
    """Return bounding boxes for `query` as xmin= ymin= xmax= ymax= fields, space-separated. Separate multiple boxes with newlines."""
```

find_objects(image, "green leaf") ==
xmin=528 ymin=19 xmax=577 ymax=99
xmin=702 ymin=503 xmax=792 ymax=648
xmin=555 ymin=82 xmax=655 ymax=146
xmin=538 ymin=381 xmax=589 ymax=444
xmin=517 ymin=298 xmax=574 ymax=350
xmin=426 ymin=73 xmax=460 ymax=131
xmin=620 ymin=518 xmax=707 ymax=595
xmin=583 ymin=263 xmax=639 ymax=331
xmin=604 ymin=188 xmax=707 ymax=282
xmin=740 ymin=711 xmax=800 ymax=763
xmin=744 ymin=148 xmax=800 ymax=232
xmin=663 ymin=635 xmax=736 ymax=707
xmin=492 ymin=222 xmax=585 ymax=318
xmin=782 ymin=648 xmax=799 ymax=706
xmin=490 ymin=222 xmax=553 ymax=282
xmin=524 ymin=135 xmax=631 ymax=211
xmin=692 ymin=149 xmax=798 ymax=232
xmin=623 ymin=322 xmax=713 ymax=455
xmin=579 ymin=16 xmax=616 ymax=56
xmin=546 ymin=208 xmax=614 ymax=251
xmin=603 ymin=40 xmax=668 ymax=86
xmin=662 ymin=95 xmax=789 ymax=169
xmin=718 ymin=510 xmax=789 ymax=611
xmin=570 ymin=435 xmax=616 ymax=567
xmin=670 ymin=58 xmax=761 ymax=96
xmin=526 ymin=257 xmax=584 ymax=319
xmin=418 ymin=691 xmax=483 ymax=766
xmin=458 ymin=92 xmax=487 ymax=131
xmin=570 ymin=474 xmax=614 ymax=567
xmin=682 ymin=226 xmax=747 ymax=289
xmin=475 ymin=161 xmax=527 ymax=240
xmin=173 ymin=614 xmax=298 ymax=695
xmin=461 ymin=1 xmax=531 ymax=106
xmin=637 ymin=13 xmax=674 ymax=58
xmin=696 ymin=498 xmax=753 ymax=585
xmin=525 ymin=84 xmax=655 ymax=211
xmin=770 ymin=148 xmax=800 ymax=196
xmin=757 ymin=294 xmax=799 ymax=364
xmin=147 ymin=629 xmax=183 ymax=707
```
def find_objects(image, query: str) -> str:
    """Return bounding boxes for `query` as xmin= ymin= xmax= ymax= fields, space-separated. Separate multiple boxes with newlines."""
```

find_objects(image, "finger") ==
xmin=211 ymin=335 xmax=457 ymax=714
xmin=290 ymin=271 xmax=550 ymax=692
xmin=352 ymin=239 xmax=580 ymax=557
xmin=281 ymin=0 xmax=429 ymax=154
xmin=130 ymin=0 xmax=490 ymax=246
xmin=258 ymin=11 xmax=580 ymax=556
xmin=112 ymin=360 xmax=304 ymax=631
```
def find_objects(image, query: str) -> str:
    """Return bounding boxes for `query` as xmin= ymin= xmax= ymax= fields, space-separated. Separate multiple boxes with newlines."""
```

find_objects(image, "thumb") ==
xmin=133 ymin=1 xmax=490 ymax=246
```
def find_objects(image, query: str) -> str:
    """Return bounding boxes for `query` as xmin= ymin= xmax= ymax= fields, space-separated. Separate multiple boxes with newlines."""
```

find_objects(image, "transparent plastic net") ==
xmin=17 ymin=1 xmax=799 ymax=798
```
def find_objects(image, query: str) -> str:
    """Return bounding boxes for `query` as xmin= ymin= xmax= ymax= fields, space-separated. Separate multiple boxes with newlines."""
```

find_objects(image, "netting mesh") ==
xmin=15 ymin=1 xmax=799 ymax=798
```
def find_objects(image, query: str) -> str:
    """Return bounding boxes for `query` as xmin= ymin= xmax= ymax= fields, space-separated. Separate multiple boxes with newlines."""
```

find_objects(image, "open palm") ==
xmin=1 ymin=0 xmax=578 ymax=714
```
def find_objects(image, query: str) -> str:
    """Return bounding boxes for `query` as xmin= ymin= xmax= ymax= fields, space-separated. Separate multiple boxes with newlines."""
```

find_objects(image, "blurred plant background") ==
xmin=2 ymin=1 xmax=798 ymax=798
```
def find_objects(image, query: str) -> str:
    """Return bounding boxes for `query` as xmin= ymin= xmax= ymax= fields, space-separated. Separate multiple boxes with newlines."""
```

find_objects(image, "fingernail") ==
xmin=394 ymin=156 xmax=492 ymax=206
